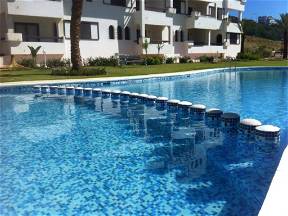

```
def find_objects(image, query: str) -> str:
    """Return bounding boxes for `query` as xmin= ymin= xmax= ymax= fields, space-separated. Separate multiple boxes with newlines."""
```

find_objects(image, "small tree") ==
xmin=142 ymin=39 xmax=149 ymax=56
xmin=27 ymin=45 xmax=41 ymax=67
xmin=157 ymin=42 xmax=165 ymax=54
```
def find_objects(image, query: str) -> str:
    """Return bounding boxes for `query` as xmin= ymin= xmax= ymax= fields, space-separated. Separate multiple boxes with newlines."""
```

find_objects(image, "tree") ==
xmin=27 ymin=45 xmax=41 ymax=67
xmin=278 ymin=13 xmax=288 ymax=59
xmin=70 ymin=0 xmax=84 ymax=71
xmin=157 ymin=42 xmax=165 ymax=54
xmin=240 ymin=21 xmax=245 ymax=53
xmin=142 ymin=39 xmax=149 ymax=56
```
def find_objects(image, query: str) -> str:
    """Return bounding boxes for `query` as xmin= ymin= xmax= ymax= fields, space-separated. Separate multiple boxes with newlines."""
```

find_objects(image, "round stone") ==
xmin=156 ymin=97 xmax=168 ymax=102
xmin=130 ymin=93 xmax=139 ymax=97
xmin=221 ymin=112 xmax=240 ymax=120
xmin=111 ymin=90 xmax=121 ymax=94
xmin=121 ymin=91 xmax=130 ymax=95
xmin=191 ymin=104 xmax=206 ymax=110
xmin=178 ymin=101 xmax=192 ymax=107
xmin=256 ymin=125 xmax=280 ymax=133
xmin=167 ymin=99 xmax=180 ymax=105
xmin=139 ymin=93 xmax=149 ymax=98
xmin=102 ymin=89 xmax=111 ymax=93
xmin=240 ymin=118 xmax=262 ymax=127
xmin=206 ymin=108 xmax=223 ymax=116
xmin=147 ymin=95 xmax=157 ymax=100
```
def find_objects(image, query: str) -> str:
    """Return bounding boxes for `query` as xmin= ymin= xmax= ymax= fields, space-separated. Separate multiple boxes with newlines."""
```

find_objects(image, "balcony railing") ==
xmin=229 ymin=16 xmax=240 ymax=23
xmin=149 ymin=40 xmax=170 ymax=44
xmin=145 ymin=6 xmax=166 ymax=13
xmin=21 ymin=36 xmax=64 ymax=43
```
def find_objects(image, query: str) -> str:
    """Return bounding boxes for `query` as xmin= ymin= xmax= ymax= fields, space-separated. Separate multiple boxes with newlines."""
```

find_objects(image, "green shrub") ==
xmin=18 ymin=58 xmax=34 ymax=68
xmin=179 ymin=56 xmax=190 ymax=63
xmin=237 ymin=52 xmax=260 ymax=60
xmin=51 ymin=67 xmax=107 ymax=76
xmin=47 ymin=58 xmax=70 ymax=68
xmin=256 ymin=46 xmax=272 ymax=58
xmin=87 ymin=56 xmax=118 ymax=66
xmin=166 ymin=57 xmax=175 ymax=64
xmin=143 ymin=55 xmax=164 ymax=65
xmin=199 ymin=55 xmax=214 ymax=63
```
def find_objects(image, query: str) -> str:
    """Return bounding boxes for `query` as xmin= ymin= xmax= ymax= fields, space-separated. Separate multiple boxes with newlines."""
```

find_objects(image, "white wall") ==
xmin=0 ymin=0 xmax=245 ymax=65
xmin=7 ymin=0 xmax=63 ymax=18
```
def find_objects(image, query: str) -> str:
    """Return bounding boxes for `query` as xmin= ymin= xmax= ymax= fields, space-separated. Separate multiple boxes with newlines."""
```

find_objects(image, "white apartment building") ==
xmin=0 ymin=0 xmax=246 ymax=66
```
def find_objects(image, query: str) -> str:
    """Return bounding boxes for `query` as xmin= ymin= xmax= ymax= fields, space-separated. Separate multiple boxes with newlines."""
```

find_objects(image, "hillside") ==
xmin=245 ymin=36 xmax=282 ymax=52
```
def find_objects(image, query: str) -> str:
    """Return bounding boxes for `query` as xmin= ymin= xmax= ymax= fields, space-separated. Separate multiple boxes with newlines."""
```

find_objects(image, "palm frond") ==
xmin=27 ymin=45 xmax=42 ymax=57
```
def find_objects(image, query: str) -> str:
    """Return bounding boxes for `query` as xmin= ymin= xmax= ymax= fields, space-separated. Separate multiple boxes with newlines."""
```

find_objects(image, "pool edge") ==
xmin=258 ymin=146 xmax=288 ymax=216
xmin=1 ymin=66 xmax=287 ymax=87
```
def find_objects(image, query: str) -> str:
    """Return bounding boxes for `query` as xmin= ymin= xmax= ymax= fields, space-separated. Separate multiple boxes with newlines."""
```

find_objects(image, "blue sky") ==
xmin=243 ymin=0 xmax=288 ymax=20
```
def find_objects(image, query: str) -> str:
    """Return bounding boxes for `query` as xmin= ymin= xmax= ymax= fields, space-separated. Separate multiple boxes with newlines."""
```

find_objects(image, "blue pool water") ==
xmin=0 ymin=68 xmax=287 ymax=215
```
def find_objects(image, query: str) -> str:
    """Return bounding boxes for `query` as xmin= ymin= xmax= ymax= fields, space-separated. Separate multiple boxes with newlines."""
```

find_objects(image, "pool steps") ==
xmin=33 ymin=85 xmax=281 ymax=148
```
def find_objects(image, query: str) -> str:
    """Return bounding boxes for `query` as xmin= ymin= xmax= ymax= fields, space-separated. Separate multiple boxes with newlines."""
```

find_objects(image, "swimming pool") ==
xmin=0 ymin=67 xmax=287 ymax=215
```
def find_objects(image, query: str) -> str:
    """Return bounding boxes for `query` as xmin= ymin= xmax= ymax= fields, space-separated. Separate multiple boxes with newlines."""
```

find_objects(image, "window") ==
xmin=216 ymin=34 xmax=222 ymax=45
xmin=230 ymin=33 xmax=238 ymax=44
xmin=217 ymin=8 xmax=223 ymax=20
xmin=136 ymin=0 xmax=140 ymax=11
xmin=109 ymin=25 xmax=115 ymax=39
xmin=80 ymin=22 xmax=91 ymax=40
xmin=136 ymin=29 xmax=140 ymax=44
xmin=125 ymin=26 xmax=130 ymax=40
xmin=175 ymin=30 xmax=179 ymax=42
xmin=104 ymin=0 xmax=126 ymax=7
xmin=117 ymin=26 xmax=123 ymax=40
xmin=64 ymin=21 xmax=99 ymax=40
xmin=15 ymin=23 xmax=39 ymax=42
xmin=180 ymin=30 xmax=184 ymax=42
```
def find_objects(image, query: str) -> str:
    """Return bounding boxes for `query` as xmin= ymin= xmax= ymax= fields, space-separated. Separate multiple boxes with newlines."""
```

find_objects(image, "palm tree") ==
xmin=28 ymin=45 xmax=41 ymax=67
xmin=142 ymin=39 xmax=149 ymax=56
xmin=278 ymin=13 xmax=288 ymax=59
xmin=70 ymin=0 xmax=84 ymax=71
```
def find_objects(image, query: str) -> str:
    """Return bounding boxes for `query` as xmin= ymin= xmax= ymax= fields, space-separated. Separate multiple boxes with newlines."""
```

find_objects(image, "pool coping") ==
xmin=1 ymin=65 xmax=287 ymax=215
xmin=0 ymin=66 xmax=287 ymax=87
xmin=258 ymin=147 xmax=288 ymax=216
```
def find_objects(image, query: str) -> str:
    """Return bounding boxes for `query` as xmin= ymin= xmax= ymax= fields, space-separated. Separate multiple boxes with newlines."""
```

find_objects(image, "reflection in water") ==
xmin=72 ymin=94 xmax=280 ymax=191
xmin=1 ymin=91 xmax=286 ymax=216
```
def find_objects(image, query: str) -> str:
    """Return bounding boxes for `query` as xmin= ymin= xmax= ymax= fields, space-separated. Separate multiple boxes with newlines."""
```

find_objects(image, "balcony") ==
xmin=4 ymin=33 xmax=22 ymax=42
xmin=9 ymin=36 xmax=65 ymax=55
xmin=186 ymin=12 xmax=222 ymax=30
xmin=7 ymin=0 xmax=63 ymax=18
xmin=224 ymin=0 xmax=245 ymax=11
xmin=187 ymin=43 xmax=224 ymax=54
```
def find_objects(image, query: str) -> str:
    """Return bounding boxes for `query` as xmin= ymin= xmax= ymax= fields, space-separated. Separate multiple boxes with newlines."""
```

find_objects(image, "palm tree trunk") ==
xmin=283 ymin=30 xmax=288 ymax=59
xmin=70 ymin=0 xmax=84 ymax=71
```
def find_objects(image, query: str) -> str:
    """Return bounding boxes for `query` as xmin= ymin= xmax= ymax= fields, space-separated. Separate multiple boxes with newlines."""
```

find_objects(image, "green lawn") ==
xmin=0 ymin=60 xmax=287 ymax=83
